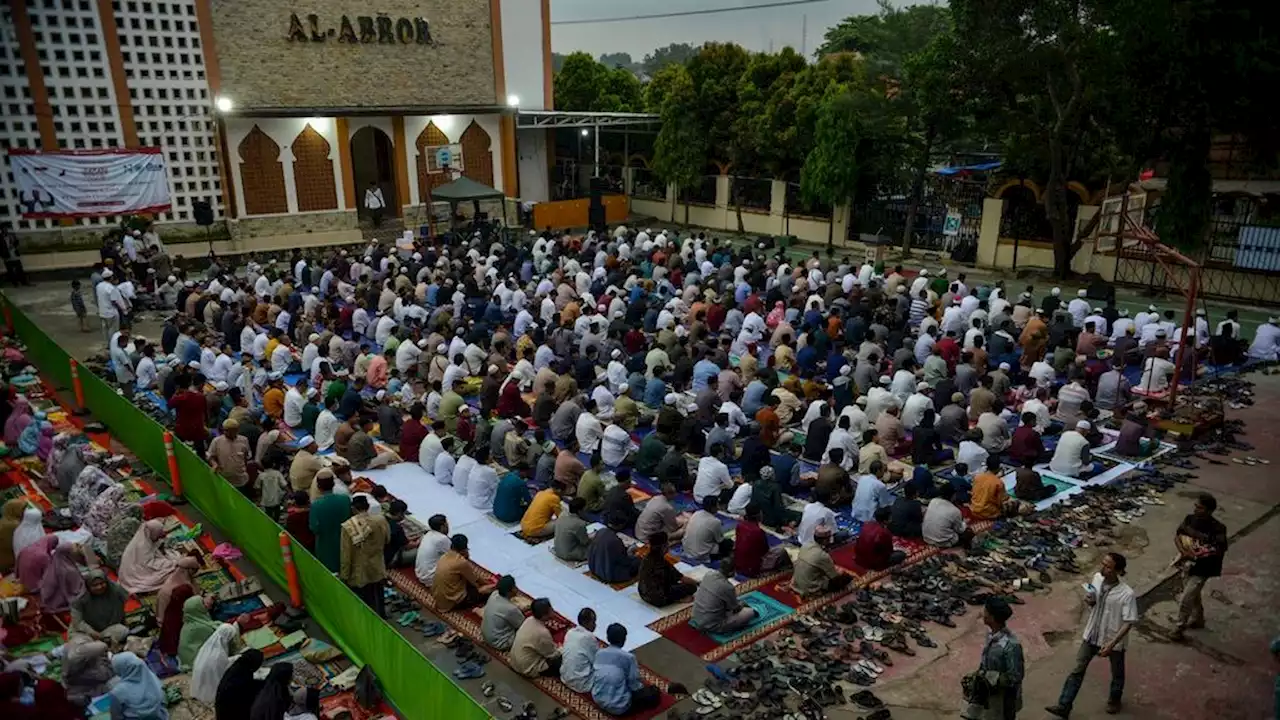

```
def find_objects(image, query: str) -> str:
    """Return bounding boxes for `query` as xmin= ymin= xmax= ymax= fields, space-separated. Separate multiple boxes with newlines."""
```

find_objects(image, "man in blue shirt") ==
xmin=851 ymin=460 xmax=895 ymax=523
xmin=591 ymin=624 xmax=667 ymax=715
xmin=691 ymin=352 xmax=721 ymax=393
xmin=742 ymin=378 xmax=770 ymax=417
xmin=643 ymin=375 xmax=667 ymax=408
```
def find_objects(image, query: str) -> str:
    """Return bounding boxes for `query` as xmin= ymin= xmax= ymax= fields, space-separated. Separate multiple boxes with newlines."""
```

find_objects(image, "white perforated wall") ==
xmin=0 ymin=4 xmax=47 ymax=230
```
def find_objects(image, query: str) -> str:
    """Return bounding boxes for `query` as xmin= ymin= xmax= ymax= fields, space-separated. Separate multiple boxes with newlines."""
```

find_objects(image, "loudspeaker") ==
xmin=588 ymin=204 xmax=605 ymax=230
xmin=193 ymin=199 xmax=214 ymax=226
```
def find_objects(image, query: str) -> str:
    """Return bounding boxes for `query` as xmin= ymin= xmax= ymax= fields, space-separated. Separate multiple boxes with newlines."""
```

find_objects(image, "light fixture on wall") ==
xmin=214 ymin=96 xmax=234 ymax=113
xmin=507 ymin=94 xmax=520 ymax=107
xmin=580 ymin=128 xmax=589 ymax=136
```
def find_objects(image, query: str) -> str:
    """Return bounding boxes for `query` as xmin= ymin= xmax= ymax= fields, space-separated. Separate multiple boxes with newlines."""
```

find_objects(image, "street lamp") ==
xmin=214 ymin=96 xmax=233 ymax=113
xmin=507 ymin=94 xmax=520 ymax=107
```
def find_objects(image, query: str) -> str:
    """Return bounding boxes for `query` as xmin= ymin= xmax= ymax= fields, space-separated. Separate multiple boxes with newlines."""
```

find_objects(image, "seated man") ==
xmin=1112 ymin=403 xmax=1156 ymax=458
xmin=552 ymin=498 xmax=591 ymax=563
xmin=976 ymin=402 xmax=1012 ymax=454
xmin=600 ymin=469 xmax=640 ymax=528
xmin=793 ymin=526 xmax=852 ymax=597
xmin=887 ymin=483 xmax=924 ymax=538
xmin=970 ymin=455 xmax=1027 ymax=519
xmin=637 ymin=531 xmax=699 ymax=607
xmin=492 ymin=469 xmax=532 ymax=524
xmin=851 ymin=460 xmax=894 ymax=524
xmin=732 ymin=505 xmax=775 ymax=577
xmin=923 ymin=483 xmax=973 ymax=549
xmin=433 ymin=534 xmax=497 ymax=612
xmin=910 ymin=410 xmax=953 ymax=467
xmin=588 ymin=514 xmax=641 ymax=583
xmin=521 ymin=486 xmax=562 ymax=539
xmin=854 ymin=506 xmax=906 ymax=571
xmin=510 ymin=598 xmax=562 ymax=678
xmin=682 ymin=495 xmax=730 ymax=563
xmin=480 ymin=575 xmax=525 ymax=651
xmin=1050 ymin=420 xmax=1101 ymax=478
xmin=591 ymin=624 xmax=669 ymax=716
xmin=1007 ymin=412 xmax=1047 ymax=465
xmin=634 ymin=482 xmax=687 ymax=544
xmin=1013 ymin=460 xmax=1055 ymax=503
xmin=692 ymin=558 xmax=757 ymax=633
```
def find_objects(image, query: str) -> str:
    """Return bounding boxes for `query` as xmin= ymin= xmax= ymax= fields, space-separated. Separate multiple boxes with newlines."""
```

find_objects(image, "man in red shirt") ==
xmin=398 ymin=403 xmax=428 ymax=462
xmin=936 ymin=329 xmax=961 ymax=372
xmin=169 ymin=374 xmax=210 ymax=457
xmin=1008 ymin=412 xmax=1047 ymax=465
xmin=854 ymin=507 xmax=906 ymax=571
xmin=733 ymin=505 xmax=771 ymax=577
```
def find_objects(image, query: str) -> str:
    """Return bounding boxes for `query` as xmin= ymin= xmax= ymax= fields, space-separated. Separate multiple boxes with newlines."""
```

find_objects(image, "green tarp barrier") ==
xmin=0 ymin=293 xmax=488 ymax=720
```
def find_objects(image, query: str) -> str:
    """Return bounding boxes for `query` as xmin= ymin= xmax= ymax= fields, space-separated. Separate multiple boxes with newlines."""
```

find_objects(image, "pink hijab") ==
xmin=39 ymin=541 xmax=85 ymax=612
xmin=766 ymin=302 xmax=785 ymax=329
xmin=16 ymin=535 xmax=58 ymax=590
xmin=4 ymin=397 xmax=32 ymax=445
xmin=117 ymin=520 xmax=180 ymax=595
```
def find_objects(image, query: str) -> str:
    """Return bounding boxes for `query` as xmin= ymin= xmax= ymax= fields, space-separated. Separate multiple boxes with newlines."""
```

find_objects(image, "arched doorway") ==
xmin=350 ymin=126 xmax=398 ymax=221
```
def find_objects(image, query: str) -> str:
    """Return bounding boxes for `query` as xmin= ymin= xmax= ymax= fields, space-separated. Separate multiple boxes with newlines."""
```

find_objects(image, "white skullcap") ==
xmin=896 ymin=286 xmax=906 ymax=294
xmin=855 ymin=396 xmax=868 ymax=406
xmin=364 ymin=256 xmax=372 ymax=262
xmin=1077 ymin=289 xmax=1087 ymax=297
xmin=488 ymin=364 xmax=500 ymax=374
xmin=1020 ymin=291 xmax=1032 ymax=299
xmin=399 ymin=267 xmax=408 ymax=274
xmin=376 ymin=389 xmax=386 ymax=400
xmin=839 ymin=365 xmax=852 ymax=376
xmin=417 ymin=338 xmax=428 ymax=347
xmin=102 ymin=269 xmax=114 ymax=278
xmin=618 ymin=382 xmax=629 ymax=392
xmin=920 ymin=269 xmax=930 ymax=276
xmin=310 ymin=286 xmax=320 ymax=293
xmin=187 ymin=361 xmax=201 ymax=369
xmin=309 ymin=333 xmax=320 ymax=342
xmin=213 ymin=381 xmax=229 ymax=391
xmin=306 ymin=387 xmax=318 ymax=398
xmin=1195 ymin=309 xmax=1205 ymax=316
xmin=412 ymin=252 xmax=422 ymax=260
xmin=611 ymin=349 xmax=621 ymax=358
xmin=335 ymin=369 xmax=350 ymax=377
xmin=1051 ymin=287 xmax=1061 ymax=295
xmin=185 ymin=281 xmax=195 ymax=288
xmin=878 ymin=375 xmax=892 ymax=385
xmin=916 ymin=381 xmax=930 ymax=391
xmin=268 ymin=371 xmax=284 ymax=380
xmin=1156 ymin=330 xmax=1167 ymax=338
xmin=1076 ymin=420 xmax=1091 ymax=430
xmin=167 ymin=275 xmax=177 ymax=282
xmin=664 ymin=393 xmax=679 ymax=406
xmin=436 ymin=343 xmax=448 ymax=353
xmin=674 ymin=326 xmax=688 ymax=337
xmin=1148 ymin=304 xmax=1157 ymax=311
xmin=999 ymin=362 xmax=1011 ymax=371
xmin=147 ymin=268 xmax=156 ymax=274
xmin=686 ymin=403 xmax=698 ymax=412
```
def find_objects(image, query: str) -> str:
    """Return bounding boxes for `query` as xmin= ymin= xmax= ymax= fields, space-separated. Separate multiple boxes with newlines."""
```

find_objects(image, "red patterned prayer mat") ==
xmin=387 ymin=569 xmax=678 ymax=720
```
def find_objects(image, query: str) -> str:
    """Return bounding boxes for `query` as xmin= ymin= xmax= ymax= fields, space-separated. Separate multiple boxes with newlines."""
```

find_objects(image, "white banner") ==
xmin=7 ymin=147 xmax=172 ymax=219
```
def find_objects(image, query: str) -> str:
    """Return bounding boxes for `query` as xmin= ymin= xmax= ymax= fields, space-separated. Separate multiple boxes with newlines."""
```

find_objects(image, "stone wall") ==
xmin=227 ymin=210 xmax=359 ymax=240
xmin=15 ymin=221 xmax=223 ymax=252
xmin=209 ymin=0 xmax=496 ymax=110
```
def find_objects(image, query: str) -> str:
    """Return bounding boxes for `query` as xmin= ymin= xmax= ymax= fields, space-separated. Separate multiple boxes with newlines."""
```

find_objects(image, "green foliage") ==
xmin=640 ymin=43 xmax=699 ymax=76
xmin=597 ymin=52 xmax=635 ymax=70
xmin=553 ymin=52 xmax=643 ymax=112
xmin=800 ymin=87 xmax=863 ymax=210
xmin=651 ymin=65 xmax=706 ymax=191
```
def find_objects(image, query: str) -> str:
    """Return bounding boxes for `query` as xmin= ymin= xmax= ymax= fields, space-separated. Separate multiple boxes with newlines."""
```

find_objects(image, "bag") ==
xmin=354 ymin=665 xmax=382 ymax=709
xmin=961 ymin=670 xmax=991 ymax=706
xmin=760 ymin=545 xmax=793 ymax=573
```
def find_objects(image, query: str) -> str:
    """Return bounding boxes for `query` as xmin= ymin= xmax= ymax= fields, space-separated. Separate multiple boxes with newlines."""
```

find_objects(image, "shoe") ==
xmin=451 ymin=662 xmax=485 ymax=680
xmin=1106 ymin=701 xmax=1121 ymax=714
xmin=1045 ymin=705 xmax=1070 ymax=718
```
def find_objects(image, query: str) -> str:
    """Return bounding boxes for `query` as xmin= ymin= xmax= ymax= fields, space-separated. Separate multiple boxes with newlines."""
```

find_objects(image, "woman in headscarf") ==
xmin=104 ymin=504 xmax=144 ymax=567
xmin=116 ymin=519 xmax=181 ymax=594
xmin=248 ymin=663 xmax=294 ymax=720
xmin=9 ymin=505 xmax=44 ymax=558
xmin=177 ymin=594 xmax=221 ymax=669
xmin=68 ymin=462 xmax=115 ymax=524
xmin=35 ymin=423 xmax=54 ymax=463
xmin=108 ymin=652 xmax=169 ymax=720
xmin=765 ymin=301 xmax=786 ymax=329
xmin=214 ymin=649 xmax=265 ymax=720
xmin=0 ymin=498 xmax=26 ymax=572
xmin=38 ymin=540 xmax=85 ymax=612
xmin=156 ymin=554 xmax=198 ymax=621
xmin=46 ymin=432 xmax=72 ymax=476
xmin=70 ymin=570 xmax=129 ymax=645
xmin=82 ymin=483 xmax=132 ymax=538
xmin=189 ymin=623 xmax=240 ymax=704
xmin=3 ymin=396 xmax=32 ymax=446
xmin=16 ymin=534 xmax=57 ymax=589
xmin=16 ymin=411 xmax=46 ymax=455
xmin=155 ymin=583 xmax=194 ymax=658
xmin=53 ymin=441 xmax=89 ymax=495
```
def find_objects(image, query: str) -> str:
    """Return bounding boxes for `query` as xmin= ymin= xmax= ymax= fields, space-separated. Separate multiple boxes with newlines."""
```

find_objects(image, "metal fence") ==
xmin=679 ymin=175 xmax=718 ymax=206
xmin=848 ymin=178 xmax=987 ymax=254
xmin=785 ymin=181 xmax=832 ymax=219
xmin=629 ymin=167 xmax=666 ymax=200
xmin=550 ymin=160 xmax=626 ymax=200
xmin=731 ymin=177 xmax=772 ymax=211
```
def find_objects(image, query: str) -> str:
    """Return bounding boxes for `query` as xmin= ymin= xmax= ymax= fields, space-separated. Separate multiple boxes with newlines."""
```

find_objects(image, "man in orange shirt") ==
xmin=756 ymin=395 xmax=795 ymax=448
xmin=969 ymin=455 xmax=1030 ymax=519
xmin=262 ymin=372 xmax=286 ymax=422
xmin=521 ymin=486 xmax=562 ymax=539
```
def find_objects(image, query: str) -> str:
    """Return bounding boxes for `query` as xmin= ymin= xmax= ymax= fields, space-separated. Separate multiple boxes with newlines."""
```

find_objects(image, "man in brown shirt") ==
xmin=554 ymin=439 xmax=586 ymax=494
xmin=339 ymin=495 xmax=391 ymax=616
xmin=208 ymin=418 xmax=251 ymax=488
xmin=510 ymin=598 xmax=562 ymax=677
xmin=333 ymin=414 xmax=358 ymax=456
xmin=815 ymin=453 xmax=851 ymax=503
xmin=433 ymin=534 xmax=496 ymax=612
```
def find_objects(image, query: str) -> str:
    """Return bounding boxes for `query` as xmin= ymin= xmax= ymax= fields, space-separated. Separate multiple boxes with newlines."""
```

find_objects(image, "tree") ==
xmin=801 ymin=87 xmax=864 ymax=249
xmin=641 ymin=43 xmax=699 ymax=76
xmin=598 ymin=52 xmax=635 ymax=70
xmin=554 ymin=52 xmax=642 ymax=112
xmin=950 ymin=0 xmax=1110 ymax=277
xmin=731 ymin=48 xmax=809 ymax=231
xmin=651 ymin=65 xmax=706 ymax=226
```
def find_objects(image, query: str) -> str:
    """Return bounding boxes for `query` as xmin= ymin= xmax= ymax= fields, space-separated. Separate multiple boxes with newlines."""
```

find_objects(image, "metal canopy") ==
xmin=516 ymin=110 xmax=659 ymax=129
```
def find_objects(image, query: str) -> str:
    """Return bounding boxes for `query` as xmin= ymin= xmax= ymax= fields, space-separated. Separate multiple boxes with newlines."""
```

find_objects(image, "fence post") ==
xmin=163 ymin=431 xmax=183 ymax=497
xmin=69 ymin=358 xmax=86 ymax=411
xmin=280 ymin=532 xmax=303 ymax=608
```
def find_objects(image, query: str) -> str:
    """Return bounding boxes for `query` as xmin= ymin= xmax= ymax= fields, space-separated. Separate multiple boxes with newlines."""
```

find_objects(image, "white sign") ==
xmin=943 ymin=209 xmax=963 ymax=236
xmin=7 ymin=147 xmax=172 ymax=219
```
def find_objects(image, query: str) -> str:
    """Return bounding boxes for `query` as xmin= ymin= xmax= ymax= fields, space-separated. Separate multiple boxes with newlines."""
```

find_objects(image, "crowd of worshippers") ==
xmin=84 ymin=228 xmax=1268 ymax=652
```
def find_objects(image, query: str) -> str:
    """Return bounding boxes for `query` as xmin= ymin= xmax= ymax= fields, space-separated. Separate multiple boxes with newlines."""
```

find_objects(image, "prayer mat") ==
xmin=698 ymin=591 xmax=794 ymax=644
xmin=509 ymin=528 xmax=554 ymax=545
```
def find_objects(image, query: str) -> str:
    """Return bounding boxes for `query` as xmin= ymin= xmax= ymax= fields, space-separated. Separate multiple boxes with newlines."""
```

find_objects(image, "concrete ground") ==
xmin=5 ymin=277 xmax=1279 ymax=720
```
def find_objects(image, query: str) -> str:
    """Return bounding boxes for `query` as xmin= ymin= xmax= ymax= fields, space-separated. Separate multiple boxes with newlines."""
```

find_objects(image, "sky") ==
xmin=550 ymin=0 xmax=938 ymax=59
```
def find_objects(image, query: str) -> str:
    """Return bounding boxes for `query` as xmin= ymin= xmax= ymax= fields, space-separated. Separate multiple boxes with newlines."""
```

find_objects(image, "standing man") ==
xmin=1171 ymin=493 xmax=1228 ymax=642
xmin=95 ymin=269 xmax=124 ymax=345
xmin=962 ymin=598 xmax=1024 ymax=720
xmin=1046 ymin=552 xmax=1139 ymax=717
xmin=364 ymin=180 xmax=386 ymax=228
xmin=339 ymin=495 xmax=391 ymax=617
xmin=0 ymin=223 xmax=29 ymax=285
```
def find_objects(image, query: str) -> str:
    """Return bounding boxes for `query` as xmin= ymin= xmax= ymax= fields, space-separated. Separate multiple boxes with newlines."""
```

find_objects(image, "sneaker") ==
xmin=451 ymin=662 xmax=485 ymax=680
xmin=1106 ymin=701 xmax=1122 ymax=714
xmin=1045 ymin=705 xmax=1070 ymax=718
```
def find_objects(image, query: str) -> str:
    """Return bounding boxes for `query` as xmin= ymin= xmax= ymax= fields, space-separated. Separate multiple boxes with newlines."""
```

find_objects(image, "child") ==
xmin=255 ymin=456 xmax=290 ymax=521
xmin=70 ymin=279 xmax=88 ymax=332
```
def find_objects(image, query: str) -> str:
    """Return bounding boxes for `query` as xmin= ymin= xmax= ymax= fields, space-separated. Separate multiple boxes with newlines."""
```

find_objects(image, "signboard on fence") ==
xmin=943 ymin=208 xmax=963 ymax=236
xmin=6 ymin=147 xmax=172 ymax=218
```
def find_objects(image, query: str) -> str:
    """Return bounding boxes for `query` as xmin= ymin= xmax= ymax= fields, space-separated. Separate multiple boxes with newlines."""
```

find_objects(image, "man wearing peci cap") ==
xmin=208 ymin=417 xmax=252 ymax=489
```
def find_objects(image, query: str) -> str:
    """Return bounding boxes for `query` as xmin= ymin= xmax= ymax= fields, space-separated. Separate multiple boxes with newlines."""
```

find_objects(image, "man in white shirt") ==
xmin=270 ymin=336 xmax=294 ymax=373
xmin=692 ymin=447 xmax=735 ymax=505
xmin=1045 ymin=552 xmax=1139 ymax=717
xmin=413 ymin=516 xmax=452 ymax=585
xmin=395 ymin=337 xmax=425 ymax=373
xmin=559 ymin=610 xmax=599 ymax=694
xmin=95 ymin=271 xmax=123 ymax=345
xmin=922 ymin=483 xmax=970 ymax=548
xmin=796 ymin=493 xmax=838 ymax=545
xmin=1050 ymin=421 xmax=1095 ymax=478
xmin=314 ymin=401 xmax=341 ymax=450
xmin=1067 ymin=289 xmax=1090 ymax=327
xmin=1110 ymin=310 xmax=1134 ymax=342
xmin=364 ymin=180 xmax=386 ymax=227
xmin=1248 ymin=317 xmax=1280 ymax=361
xmin=600 ymin=423 xmax=632 ymax=467
xmin=1139 ymin=350 xmax=1175 ymax=394
xmin=134 ymin=346 xmax=158 ymax=390
xmin=902 ymin=383 xmax=933 ymax=430
xmin=283 ymin=380 xmax=307 ymax=428
xmin=373 ymin=313 xmax=396 ymax=346
xmin=442 ymin=355 xmax=468 ymax=393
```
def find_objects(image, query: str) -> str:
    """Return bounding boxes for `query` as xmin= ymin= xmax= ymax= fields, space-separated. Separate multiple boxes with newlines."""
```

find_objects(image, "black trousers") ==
xmin=353 ymin=581 xmax=386 ymax=617
xmin=626 ymin=685 xmax=662 ymax=713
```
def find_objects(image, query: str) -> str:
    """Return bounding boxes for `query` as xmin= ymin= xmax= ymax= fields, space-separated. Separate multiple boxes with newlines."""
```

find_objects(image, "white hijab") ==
xmin=189 ymin=623 xmax=239 ymax=703
xmin=11 ymin=506 xmax=45 ymax=557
